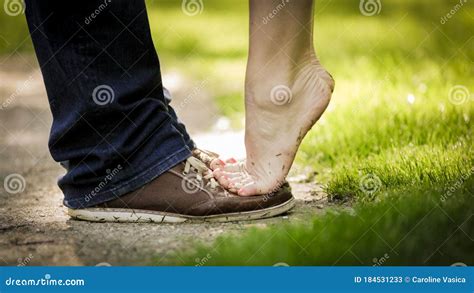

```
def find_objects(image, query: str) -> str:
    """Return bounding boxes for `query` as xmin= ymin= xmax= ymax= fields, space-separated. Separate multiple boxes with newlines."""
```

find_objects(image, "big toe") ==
xmin=209 ymin=158 xmax=225 ymax=170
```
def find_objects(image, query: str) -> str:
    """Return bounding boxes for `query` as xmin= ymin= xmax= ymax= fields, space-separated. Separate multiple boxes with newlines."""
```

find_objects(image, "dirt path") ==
xmin=0 ymin=57 xmax=331 ymax=266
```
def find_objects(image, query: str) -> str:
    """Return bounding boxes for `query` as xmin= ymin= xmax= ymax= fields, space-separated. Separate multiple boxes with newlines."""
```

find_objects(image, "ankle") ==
xmin=245 ymin=54 xmax=334 ymax=108
xmin=247 ymin=47 xmax=315 ymax=77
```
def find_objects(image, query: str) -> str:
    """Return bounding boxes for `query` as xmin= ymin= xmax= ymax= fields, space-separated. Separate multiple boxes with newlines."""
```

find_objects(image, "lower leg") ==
xmin=216 ymin=0 xmax=334 ymax=195
xmin=247 ymin=0 xmax=316 ymax=84
xmin=25 ymin=0 xmax=193 ymax=207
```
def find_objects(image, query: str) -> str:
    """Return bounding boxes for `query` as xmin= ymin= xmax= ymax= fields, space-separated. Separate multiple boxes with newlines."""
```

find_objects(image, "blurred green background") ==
xmin=1 ymin=0 xmax=472 ymax=265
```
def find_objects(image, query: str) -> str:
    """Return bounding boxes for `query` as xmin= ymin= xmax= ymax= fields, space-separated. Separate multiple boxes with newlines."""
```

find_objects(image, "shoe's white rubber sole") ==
xmin=67 ymin=198 xmax=295 ymax=223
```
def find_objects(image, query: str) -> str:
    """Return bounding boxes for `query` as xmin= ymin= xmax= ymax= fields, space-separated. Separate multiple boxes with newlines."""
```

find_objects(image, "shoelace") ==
xmin=192 ymin=148 xmax=219 ymax=166
xmin=183 ymin=156 xmax=218 ymax=189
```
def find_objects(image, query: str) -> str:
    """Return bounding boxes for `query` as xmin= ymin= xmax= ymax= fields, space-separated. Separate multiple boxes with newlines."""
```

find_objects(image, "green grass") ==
xmin=1 ymin=0 xmax=472 ymax=265
xmin=172 ymin=177 xmax=474 ymax=265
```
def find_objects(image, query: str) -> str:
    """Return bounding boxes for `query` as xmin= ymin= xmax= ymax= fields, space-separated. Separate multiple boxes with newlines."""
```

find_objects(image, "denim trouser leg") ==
xmin=163 ymin=87 xmax=195 ymax=150
xmin=24 ymin=0 xmax=194 ymax=208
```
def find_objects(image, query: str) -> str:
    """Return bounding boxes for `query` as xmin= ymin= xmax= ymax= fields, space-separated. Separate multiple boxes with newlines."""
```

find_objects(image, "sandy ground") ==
xmin=0 ymin=57 xmax=333 ymax=266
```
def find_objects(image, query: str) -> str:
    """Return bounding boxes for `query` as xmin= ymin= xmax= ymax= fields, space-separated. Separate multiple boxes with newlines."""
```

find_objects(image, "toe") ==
xmin=227 ymin=183 xmax=238 ymax=193
xmin=217 ymin=175 xmax=230 ymax=188
xmin=209 ymin=158 xmax=225 ymax=170
xmin=213 ymin=168 xmax=223 ymax=178
xmin=227 ymin=175 xmax=253 ymax=193
xmin=222 ymin=162 xmax=244 ymax=173
xmin=224 ymin=171 xmax=244 ymax=179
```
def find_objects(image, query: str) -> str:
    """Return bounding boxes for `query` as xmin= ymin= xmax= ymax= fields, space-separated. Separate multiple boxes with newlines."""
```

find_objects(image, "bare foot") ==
xmin=214 ymin=55 xmax=334 ymax=196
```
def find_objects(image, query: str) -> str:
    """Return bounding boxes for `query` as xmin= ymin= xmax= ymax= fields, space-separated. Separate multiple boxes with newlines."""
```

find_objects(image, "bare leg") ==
xmin=215 ymin=0 xmax=334 ymax=195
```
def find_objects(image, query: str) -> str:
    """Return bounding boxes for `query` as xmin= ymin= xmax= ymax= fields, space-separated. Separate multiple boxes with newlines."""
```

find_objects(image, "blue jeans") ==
xmin=25 ymin=0 xmax=195 ymax=208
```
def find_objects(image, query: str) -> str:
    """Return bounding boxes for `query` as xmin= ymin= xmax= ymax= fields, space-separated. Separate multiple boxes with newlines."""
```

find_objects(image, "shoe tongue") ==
xmin=192 ymin=148 xmax=218 ymax=167
xmin=186 ymin=156 xmax=209 ymax=173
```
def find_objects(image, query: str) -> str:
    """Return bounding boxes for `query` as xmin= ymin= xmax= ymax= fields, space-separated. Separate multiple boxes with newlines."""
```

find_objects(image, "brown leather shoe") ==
xmin=67 ymin=157 xmax=294 ymax=223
